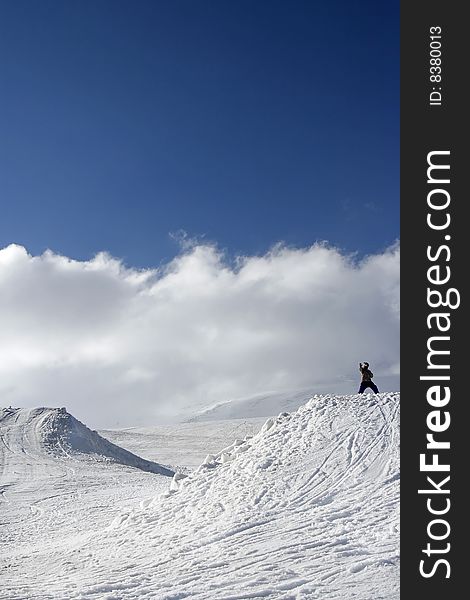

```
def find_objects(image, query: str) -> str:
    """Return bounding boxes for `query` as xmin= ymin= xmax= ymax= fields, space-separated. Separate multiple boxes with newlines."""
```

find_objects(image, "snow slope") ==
xmin=186 ymin=389 xmax=315 ymax=422
xmin=2 ymin=393 xmax=399 ymax=599
xmin=0 ymin=406 xmax=174 ymax=597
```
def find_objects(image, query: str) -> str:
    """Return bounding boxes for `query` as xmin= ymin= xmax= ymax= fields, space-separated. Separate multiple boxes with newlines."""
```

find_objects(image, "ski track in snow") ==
xmin=1 ymin=394 xmax=399 ymax=599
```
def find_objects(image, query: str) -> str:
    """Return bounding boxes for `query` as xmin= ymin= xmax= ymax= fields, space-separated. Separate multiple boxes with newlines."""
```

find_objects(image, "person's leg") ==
xmin=358 ymin=382 xmax=367 ymax=393
xmin=370 ymin=382 xmax=379 ymax=393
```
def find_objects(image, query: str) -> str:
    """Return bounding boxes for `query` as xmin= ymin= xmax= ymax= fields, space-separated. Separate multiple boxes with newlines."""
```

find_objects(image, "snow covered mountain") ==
xmin=186 ymin=389 xmax=315 ymax=421
xmin=2 ymin=393 xmax=399 ymax=599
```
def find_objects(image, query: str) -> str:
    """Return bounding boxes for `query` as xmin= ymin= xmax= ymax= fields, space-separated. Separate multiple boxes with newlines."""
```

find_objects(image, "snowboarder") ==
xmin=358 ymin=362 xmax=379 ymax=394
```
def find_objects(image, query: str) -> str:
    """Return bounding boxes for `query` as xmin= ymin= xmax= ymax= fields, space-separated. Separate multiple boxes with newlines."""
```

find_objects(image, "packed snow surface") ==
xmin=1 ymin=393 xmax=399 ymax=599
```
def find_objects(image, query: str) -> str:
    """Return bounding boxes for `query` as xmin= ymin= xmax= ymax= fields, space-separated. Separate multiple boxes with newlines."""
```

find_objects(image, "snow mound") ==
xmin=0 ymin=407 xmax=174 ymax=476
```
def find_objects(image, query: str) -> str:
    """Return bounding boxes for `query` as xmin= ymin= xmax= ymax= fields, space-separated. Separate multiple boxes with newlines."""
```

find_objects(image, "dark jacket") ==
xmin=359 ymin=365 xmax=374 ymax=382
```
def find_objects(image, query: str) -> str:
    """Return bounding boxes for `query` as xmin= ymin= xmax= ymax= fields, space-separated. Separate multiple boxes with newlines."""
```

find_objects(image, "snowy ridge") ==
xmin=31 ymin=392 xmax=400 ymax=599
xmin=0 ymin=407 xmax=174 ymax=476
xmin=186 ymin=389 xmax=315 ymax=422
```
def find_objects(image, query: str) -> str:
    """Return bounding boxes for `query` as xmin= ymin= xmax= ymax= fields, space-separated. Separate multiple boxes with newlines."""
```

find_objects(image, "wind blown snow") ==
xmin=1 ymin=393 xmax=400 ymax=599
xmin=0 ymin=242 xmax=399 ymax=426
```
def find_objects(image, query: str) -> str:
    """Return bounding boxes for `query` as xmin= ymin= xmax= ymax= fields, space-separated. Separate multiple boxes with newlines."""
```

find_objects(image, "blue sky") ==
xmin=0 ymin=0 xmax=399 ymax=268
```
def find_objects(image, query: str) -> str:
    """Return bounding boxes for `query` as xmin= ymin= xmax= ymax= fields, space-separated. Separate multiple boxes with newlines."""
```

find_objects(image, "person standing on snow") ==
xmin=358 ymin=362 xmax=379 ymax=394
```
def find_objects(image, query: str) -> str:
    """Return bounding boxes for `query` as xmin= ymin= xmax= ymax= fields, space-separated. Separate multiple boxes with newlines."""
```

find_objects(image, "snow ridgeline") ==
xmin=91 ymin=393 xmax=398 ymax=599
xmin=0 ymin=406 xmax=174 ymax=476
xmin=186 ymin=389 xmax=315 ymax=422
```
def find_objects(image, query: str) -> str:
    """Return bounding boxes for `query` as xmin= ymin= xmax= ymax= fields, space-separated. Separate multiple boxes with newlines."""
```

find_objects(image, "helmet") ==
xmin=363 ymin=362 xmax=369 ymax=367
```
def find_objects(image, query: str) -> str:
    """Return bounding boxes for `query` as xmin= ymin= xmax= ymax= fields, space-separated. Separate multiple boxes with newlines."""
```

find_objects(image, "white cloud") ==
xmin=0 ymin=242 xmax=399 ymax=427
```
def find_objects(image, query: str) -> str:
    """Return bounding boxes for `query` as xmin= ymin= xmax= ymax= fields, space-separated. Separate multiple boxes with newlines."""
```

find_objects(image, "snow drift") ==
xmin=0 ymin=407 xmax=174 ymax=476
xmin=9 ymin=392 xmax=400 ymax=599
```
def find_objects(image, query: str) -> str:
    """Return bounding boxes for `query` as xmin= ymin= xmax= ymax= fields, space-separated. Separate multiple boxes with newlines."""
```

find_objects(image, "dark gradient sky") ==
xmin=0 ymin=0 xmax=399 ymax=267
